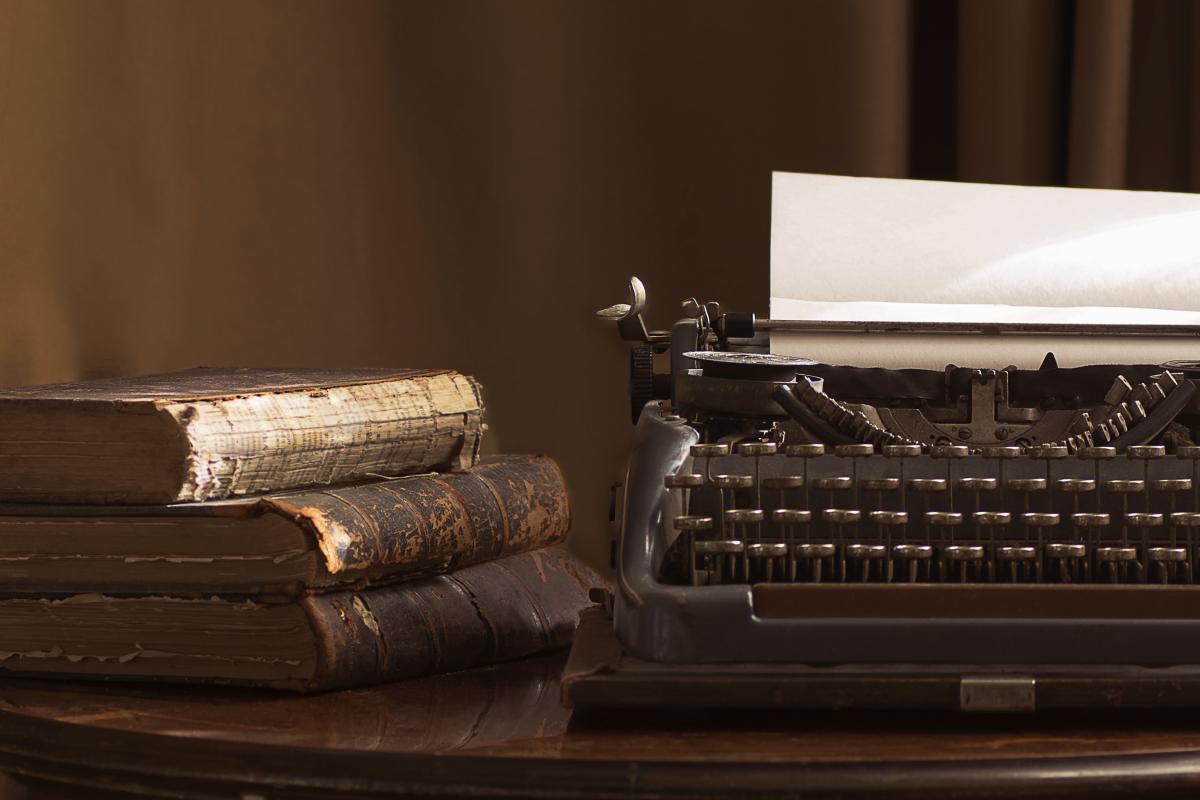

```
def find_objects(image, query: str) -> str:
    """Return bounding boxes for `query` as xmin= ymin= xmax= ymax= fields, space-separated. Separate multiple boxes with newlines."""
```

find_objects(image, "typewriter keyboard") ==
xmin=665 ymin=442 xmax=1200 ymax=586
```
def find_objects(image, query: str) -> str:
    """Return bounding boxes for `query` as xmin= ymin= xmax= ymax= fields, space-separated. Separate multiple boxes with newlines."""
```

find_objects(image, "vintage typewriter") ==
xmin=563 ymin=276 xmax=1200 ymax=712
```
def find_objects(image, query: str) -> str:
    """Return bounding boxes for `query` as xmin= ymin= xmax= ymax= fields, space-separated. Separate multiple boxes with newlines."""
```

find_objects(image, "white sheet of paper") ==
xmin=769 ymin=172 xmax=1200 ymax=368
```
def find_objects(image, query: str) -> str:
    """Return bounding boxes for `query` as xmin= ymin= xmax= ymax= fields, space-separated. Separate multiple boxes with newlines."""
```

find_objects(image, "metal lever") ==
xmin=595 ymin=276 xmax=651 ymax=343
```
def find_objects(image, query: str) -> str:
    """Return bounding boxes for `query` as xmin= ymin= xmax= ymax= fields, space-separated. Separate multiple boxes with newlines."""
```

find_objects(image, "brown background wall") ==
xmin=1 ymin=0 xmax=1196 ymax=570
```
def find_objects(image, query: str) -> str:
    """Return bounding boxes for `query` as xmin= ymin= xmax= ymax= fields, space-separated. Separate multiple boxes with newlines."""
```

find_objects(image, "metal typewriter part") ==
xmin=593 ymin=277 xmax=1200 ymax=671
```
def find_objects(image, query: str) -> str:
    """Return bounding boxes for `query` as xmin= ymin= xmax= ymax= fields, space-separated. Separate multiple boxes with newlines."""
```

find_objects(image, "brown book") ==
xmin=0 ymin=367 xmax=484 ymax=504
xmin=0 ymin=547 xmax=603 ymax=691
xmin=0 ymin=455 xmax=569 ymax=596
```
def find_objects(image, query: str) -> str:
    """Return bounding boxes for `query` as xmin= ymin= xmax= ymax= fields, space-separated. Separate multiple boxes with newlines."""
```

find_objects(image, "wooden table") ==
xmin=3 ymin=652 xmax=1200 ymax=798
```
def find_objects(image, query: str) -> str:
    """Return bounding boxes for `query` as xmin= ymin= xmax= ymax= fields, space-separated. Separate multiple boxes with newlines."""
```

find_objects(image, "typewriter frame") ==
xmin=602 ymin=278 xmax=1200 ymax=674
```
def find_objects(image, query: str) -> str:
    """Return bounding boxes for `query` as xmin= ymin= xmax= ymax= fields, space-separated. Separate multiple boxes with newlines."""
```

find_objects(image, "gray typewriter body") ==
xmin=601 ymin=278 xmax=1200 ymax=669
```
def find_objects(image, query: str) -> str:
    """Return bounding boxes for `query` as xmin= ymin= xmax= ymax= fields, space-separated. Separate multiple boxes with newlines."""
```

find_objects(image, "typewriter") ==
xmin=563 ymin=276 xmax=1200 ymax=713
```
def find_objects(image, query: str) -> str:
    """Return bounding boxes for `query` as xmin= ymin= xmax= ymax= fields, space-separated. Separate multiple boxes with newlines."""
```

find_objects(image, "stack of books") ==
xmin=0 ymin=367 xmax=598 ymax=691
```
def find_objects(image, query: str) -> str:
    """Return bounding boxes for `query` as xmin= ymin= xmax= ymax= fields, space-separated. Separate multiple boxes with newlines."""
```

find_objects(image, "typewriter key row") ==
xmin=681 ymin=532 xmax=1199 ymax=585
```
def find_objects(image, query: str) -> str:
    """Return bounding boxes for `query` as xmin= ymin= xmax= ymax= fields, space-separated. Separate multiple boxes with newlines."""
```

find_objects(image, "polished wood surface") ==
xmin=3 ymin=652 xmax=1200 ymax=797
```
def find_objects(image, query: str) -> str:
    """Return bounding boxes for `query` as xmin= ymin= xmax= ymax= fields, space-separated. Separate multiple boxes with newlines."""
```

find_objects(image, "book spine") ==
xmin=166 ymin=371 xmax=484 ymax=502
xmin=266 ymin=455 xmax=571 ymax=578
xmin=300 ymin=547 xmax=602 ymax=691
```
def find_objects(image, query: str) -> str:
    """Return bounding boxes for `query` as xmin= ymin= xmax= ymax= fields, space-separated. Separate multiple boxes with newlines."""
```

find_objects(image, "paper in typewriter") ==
xmin=770 ymin=172 xmax=1200 ymax=368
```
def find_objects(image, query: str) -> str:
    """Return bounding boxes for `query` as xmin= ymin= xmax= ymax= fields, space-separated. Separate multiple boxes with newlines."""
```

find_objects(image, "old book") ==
xmin=0 ymin=455 xmax=568 ymax=596
xmin=0 ymin=547 xmax=601 ymax=691
xmin=0 ymin=367 xmax=484 ymax=504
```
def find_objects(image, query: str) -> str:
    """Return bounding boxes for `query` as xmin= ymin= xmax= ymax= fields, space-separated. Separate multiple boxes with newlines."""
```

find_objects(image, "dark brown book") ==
xmin=0 ymin=547 xmax=602 ymax=691
xmin=0 ymin=455 xmax=569 ymax=596
xmin=0 ymin=367 xmax=484 ymax=504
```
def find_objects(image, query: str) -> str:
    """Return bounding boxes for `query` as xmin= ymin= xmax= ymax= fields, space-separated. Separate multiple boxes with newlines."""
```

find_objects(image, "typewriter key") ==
xmin=664 ymin=473 xmax=704 ymax=517
xmin=860 ymin=478 xmax=900 ymax=491
xmin=737 ymin=442 xmax=777 ymax=506
xmin=763 ymin=475 xmax=805 ymax=514
xmin=1096 ymin=546 xmax=1140 ymax=583
xmin=785 ymin=443 xmax=824 ymax=508
xmin=747 ymin=541 xmax=789 ymax=582
xmin=845 ymin=543 xmax=887 ymax=582
xmin=794 ymin=542 xmax=836 ymax=583
xmin=884 ymin=444 xmax=923 ymax=509
xmin=711 ymin=474 xmax=752 ymax=537
xmin=712 ymin=474 xmax=754 ymax=491
xmin=763 ymin=476 xmax=805 ymax=491
xmin=892 ymin=543 xmax=933 ymax=582
xmin=1046 ymin=542 xmax=1087 ymax=582
xmin=943 ymin=544 xmax=985 ymax=583
xmin=690 ymin=443 xmax=730 ymax=482
xmin=694 ymin=539 xmax=744 ymax=584
xmin=1056 ymin=478 xmax=1097 ymax=522
xmin=1148 ymin=547 xmax=1189 ymax=584
xmin=814 ymin=476 xmax=853 ymax=491
xmin=724 ymin=509 xmax=764 ymax=549
xmin=665 ymin=473 xmax=704 ymax=489
xmin=997 ymin=546 xmax=1038 ymax=583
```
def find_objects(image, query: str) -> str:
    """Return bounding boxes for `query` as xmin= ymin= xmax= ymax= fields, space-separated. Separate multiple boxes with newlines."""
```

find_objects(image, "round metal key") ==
xmin=712 ymin=474 xmax=754 ymax=490
xmin=665 ymin=473 xmax=704 ymax=489
xmin=737 ymin=442 xmax=778 ymax=457
xmin=690 ymin=443 xmax=730 ymax=459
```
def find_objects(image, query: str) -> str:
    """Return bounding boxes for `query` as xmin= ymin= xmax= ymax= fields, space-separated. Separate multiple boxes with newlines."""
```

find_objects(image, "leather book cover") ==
xmin=0 ymin=367 xmax=484 ymax=504
xmin=301 ymin=547 xmax=602 ymax=691
xmin=0 ymin=455 xmax=571 ymax=596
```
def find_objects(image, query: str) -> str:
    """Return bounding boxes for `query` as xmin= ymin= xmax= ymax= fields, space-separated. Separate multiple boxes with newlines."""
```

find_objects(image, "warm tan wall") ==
xmin=1 ymin=0 xmax=1196 ymax=571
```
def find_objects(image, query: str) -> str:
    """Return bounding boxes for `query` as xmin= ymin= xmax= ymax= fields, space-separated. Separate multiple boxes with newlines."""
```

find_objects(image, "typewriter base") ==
xmin=563 ymin=607 xmax=1200 ymax=713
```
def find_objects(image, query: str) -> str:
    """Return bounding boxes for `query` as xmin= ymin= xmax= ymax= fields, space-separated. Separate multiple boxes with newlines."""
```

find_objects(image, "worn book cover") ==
xmin=0 ymin=547 xmax=602 ymax=691
xmin=0 ymin=367 xmax=484 ymax=504
xmin=0 ymin=455 xmax=568 ymax=596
